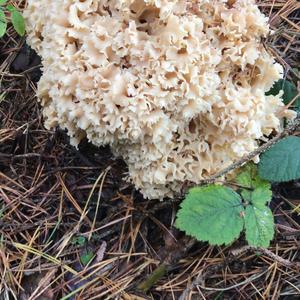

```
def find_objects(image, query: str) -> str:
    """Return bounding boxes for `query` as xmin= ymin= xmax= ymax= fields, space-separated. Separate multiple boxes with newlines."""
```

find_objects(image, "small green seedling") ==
xmin=71 ymin=235 xmax=86 ymax=247
xmin=0 ymin=1 xmax=25 ymax=37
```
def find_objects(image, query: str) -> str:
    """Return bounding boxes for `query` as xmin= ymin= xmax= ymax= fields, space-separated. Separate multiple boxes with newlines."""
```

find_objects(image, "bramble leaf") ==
xmin=0 ymin=9 xmax=7 ymax=38
xmin=176 ymin=185 xmax=244 ymax=246
xmin=259 ymin=136 xmax=300 ymax=182
xmin=236 ymin=163 xmax=272 ymax=206
xmin=11 ymin=9 xmax=25 ymax=36
xmin=0 ymin=0 xmax=7 ymax=6
xmin=244 ymin=205 xmax=274 ymax=248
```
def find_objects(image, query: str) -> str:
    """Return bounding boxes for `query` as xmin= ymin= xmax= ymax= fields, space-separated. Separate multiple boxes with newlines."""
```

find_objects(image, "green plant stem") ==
xmin=137 ymin=263 xmax=167 ymax=293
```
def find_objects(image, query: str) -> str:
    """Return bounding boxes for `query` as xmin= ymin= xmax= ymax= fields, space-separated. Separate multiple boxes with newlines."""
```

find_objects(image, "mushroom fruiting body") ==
xmin=24 ymin=0 xmax=294 ymax=199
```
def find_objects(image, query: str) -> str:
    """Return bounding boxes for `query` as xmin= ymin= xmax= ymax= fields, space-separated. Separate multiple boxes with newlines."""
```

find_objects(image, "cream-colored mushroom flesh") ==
xmin=24 ymin=0 xmax=294 ymax=199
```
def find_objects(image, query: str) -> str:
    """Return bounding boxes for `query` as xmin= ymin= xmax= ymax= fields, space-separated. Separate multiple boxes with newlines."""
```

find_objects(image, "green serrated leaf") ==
xmin=0 ymin=9 xmax=7 ymax=38
xmin=80 ymin=250 xmax=94 ymax=266
xmin=176 ymin=185 xmax=244 ymax=246
xmin=236 ymin=163 xmax=272 ymax=207
xmin=259 ymin=136 xmax=300 ymax=182
xmin=11 ymin=9 xmax=25 ymax=36
xmin=245 ymin=205 xmax=274 ymax=248
xmin=266 ymin=79 xmax=300 ymax=112
xmin=0 ymin=0 xmax=7 ymax=6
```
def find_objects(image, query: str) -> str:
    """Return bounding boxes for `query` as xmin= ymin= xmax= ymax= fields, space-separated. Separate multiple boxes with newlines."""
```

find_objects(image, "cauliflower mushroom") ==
xmin=24 ymin=0 xmax=295 ymax=199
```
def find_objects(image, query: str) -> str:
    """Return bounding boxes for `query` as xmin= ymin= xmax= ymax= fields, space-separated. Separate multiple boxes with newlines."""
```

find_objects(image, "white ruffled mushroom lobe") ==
xmin=24 ymin=0 xmax=295 ymax=199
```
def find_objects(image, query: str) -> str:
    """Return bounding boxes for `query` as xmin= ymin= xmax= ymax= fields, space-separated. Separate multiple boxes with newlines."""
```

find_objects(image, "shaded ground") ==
xmin=0 ymin=1 xmax=300 ymax=299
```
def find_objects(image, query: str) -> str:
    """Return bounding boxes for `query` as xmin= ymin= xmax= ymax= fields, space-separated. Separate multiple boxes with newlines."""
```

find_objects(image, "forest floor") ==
xmin=0 ymin=1 xmax=300 ymax=299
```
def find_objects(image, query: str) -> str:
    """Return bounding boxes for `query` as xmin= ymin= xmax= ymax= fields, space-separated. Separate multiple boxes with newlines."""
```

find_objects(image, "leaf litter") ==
xmin=0 ymin=0 xmax=300 ymax=299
